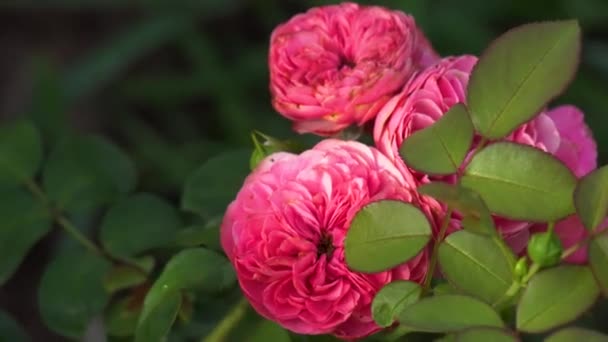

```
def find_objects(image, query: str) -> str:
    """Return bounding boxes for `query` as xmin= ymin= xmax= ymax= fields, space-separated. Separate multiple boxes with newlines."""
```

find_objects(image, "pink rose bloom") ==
xmin=546 ymin=105 xmax=597 ymax=177
xmin=269 ymin=2 xmax=439 ymax=136
xmin=373 ymin=55 xmax=599 ymax=252
xmin=221 ymin=140 xmax=440 ymax=338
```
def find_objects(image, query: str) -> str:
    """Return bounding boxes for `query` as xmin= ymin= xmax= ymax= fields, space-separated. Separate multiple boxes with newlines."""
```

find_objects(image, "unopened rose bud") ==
xmin=527 ymin=232 xmax=563 ymax=267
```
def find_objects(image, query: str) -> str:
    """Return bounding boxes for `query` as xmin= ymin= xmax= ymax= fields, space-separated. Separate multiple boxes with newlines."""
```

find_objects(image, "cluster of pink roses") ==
xmin=221 ymin=2 xmax=597 ymax=339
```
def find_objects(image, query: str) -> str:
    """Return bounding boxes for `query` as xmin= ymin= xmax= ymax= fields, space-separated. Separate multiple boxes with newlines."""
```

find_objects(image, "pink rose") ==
xmin=221 ymin=140 xmax=440 ymax=338
xmin=372 ymin=55 xmax=598 ymax=252
xmin=546 ymin=105 xmax=597 ymax=177
xmin=269 ymin=2 xmax=439 ymax=136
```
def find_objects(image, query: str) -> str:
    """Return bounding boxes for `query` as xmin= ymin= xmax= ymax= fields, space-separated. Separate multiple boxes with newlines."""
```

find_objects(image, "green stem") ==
xmin=24 ymin=179 xmax=103 ymax=256
xmin=521 ymin=262 xmax=541 ymax=284
xmin=202 ymin=297 xmax=249 ymax=342
xmin=492 ymin=281 xmax=521 ymax=309
xmin=423 ymin=208 xmax=453 ymax=293
xmin=24 ymin=179 xmax=147 ymax=275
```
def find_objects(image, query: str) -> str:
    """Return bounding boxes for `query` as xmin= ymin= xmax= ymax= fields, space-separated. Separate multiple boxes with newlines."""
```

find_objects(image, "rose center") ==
xmin=338 ymin=55 xmax=356 ymax=69
xmin=317 ymin=232 xmax=335 ymax=257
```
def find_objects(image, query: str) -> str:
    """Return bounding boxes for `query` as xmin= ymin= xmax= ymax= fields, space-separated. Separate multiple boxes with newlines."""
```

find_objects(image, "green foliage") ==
xmin=400 ymin=103 xmax=474 ymax=174
xmin=103 ymin=256 xmax=154 ymax=293
xmin=136 ymin=248 xmax=236 ymax=341
xmin=467 ymin=20 xmax=580 ymax=139
xmin=516 ymin=265 xmax=600 ymax=332
xmin=182 ymin=149 xmax=250 ymax=219
xmin=105 ymin=296 xmax=142 ymax=337
xmin=174 ymin=218 xmax=221 ymax=251
xmin=589 ymin=233 xmax=608 ymax=297
xmin=461 ymin=142 xmax=577 ymax=221
xmin=418 ymin=182 xmax=495 ymax=235
xmin=38 ymin=249 xmax=111 ymax=338
xmin=42 ymin=135 xmax=137 ymax=213
xmin=526 ymin=232 xmax=563 ymax=267
xmin=0 ymin=310 xmax=28 ymax=342
xmin=574 ymin=165 xmax=608 ymax=231
xmin=438 ymin=231 xmax=515 ymax=304
xmin=345 ymin=200 xmax=431 ymax=273
xmin=454 ymin=328 xmax=517 ymax=342
xmin=0 ymin=120 xmax=42 ymax=186
xmin=398 ymin=295 xmax=504 ymax=333
xmin=0 ymin=187 xmax=51 ymax=285
xmin=100 ymin=193 xmax=181 ymax=257
xmin=372 ymin=281 xmax=421 ymax=327
xmin=545 ymin=327 xmax=608 ymax=342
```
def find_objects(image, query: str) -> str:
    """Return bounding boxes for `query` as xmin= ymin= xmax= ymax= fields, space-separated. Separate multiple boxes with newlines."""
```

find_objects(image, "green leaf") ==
xmin=136 ymin=248 xmax=236 ymax=341
xmin=135 ymin=292 xmax=181 ymax=342
xmin=574 ymin=165 xmax=608 ymax=231
xmin=43 ymin=135 xmax=136 ymax=213
xmin=38 ymin=249 xmax=111 ymax=338
xmin=103 ymin=256 xmax=154 ymax=293
xmin=100 ymin=193 xmax=181 ymax=258
xmin=174 ymin=217 xmax=222 ymax=251
xmin=516 ymin=265 xmax=599 ymax=332
xmin=0 ymin=120 xmax=42 ymax=185
xmin=467 ymin=20 xmax=581 ymax=139
xmin=182 ymin=149 xmax=250 ymax=219
xmin=0 ymin=187 xmax=52 ymax=285
xmin=545 ymin=327 xmax=608 ymax=342
xmin=372 ymin=281 xmax=421 ymax=327
xmin=345 ymin=200 xmax=431 ymax=273
xmin=247 ymin=319 xmax=291 ymax=342
xmin=0 ymin=310 xmax=28 ymax=342
xmin=455 ymin=327 xmax=517 ymax=342
xmin=461 ymin=142 xmax=576 ymax=221
xmin=398 ymin=294 xmax=504 ymax=332
xmin=105 ymin=296 xmax=142 ymax=337
xmin=400 ymin=104 xmax=473 ymax=175
xmin=589 ymin=233 xmax=608 ymax=297
xmin=438 ymin=231 xmax=514 ymax=304
xmin=419 ymin=182 xmax=495 ymax=235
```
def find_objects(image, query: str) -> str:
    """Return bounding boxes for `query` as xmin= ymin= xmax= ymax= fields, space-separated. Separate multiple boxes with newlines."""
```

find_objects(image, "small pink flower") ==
xmin=546 ymin=105 xmax=597 ymax=177
xmin=221 ymin=140 xmax=441 ymax=339
xmin=269 ymin=2 xmax=439 ymax=136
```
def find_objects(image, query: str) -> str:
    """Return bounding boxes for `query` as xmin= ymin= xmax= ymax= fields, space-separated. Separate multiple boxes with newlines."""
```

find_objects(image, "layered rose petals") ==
xmin=372 ymin=54 xmax=598 ymax=252
xmin=221 ymin=140 xmax=439 ymax=338
xmin=269 ymin=2 xmax=439 ymax=136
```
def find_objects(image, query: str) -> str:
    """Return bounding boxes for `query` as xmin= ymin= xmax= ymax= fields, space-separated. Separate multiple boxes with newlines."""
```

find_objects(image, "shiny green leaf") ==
xmin=419 ymin=182 xmax=495 ymax=235
xmin=38 ymin=249 xmax=111 ymax=339
xmin=545 ymin=327 xmax=608 ymax=342
xmin=182 ymin=149 xmax=250 ymax=219
xmin=461 ymin=142 xmax=576 ymax=221
xmin=400 ymin=103 xmax=473 ymax=175
xmin=574 ymin=165 xmax=608 ymax=231
xmin=0 ymin=120 xmax=42 ymax=185
xmin=345 ymin=200 xmax=431 ymax=273
xmin=398 ymin=295 xmax=504 ymax=332
xmin=455 ymin=327 xmax=517 ymax=342
xmin=439 ymin=231 xmax=514 ymax=304
xmin=136 ymin=248 xmax=236 ymax=341
xmin=100 ymin=193 xmax=181 ymax=258
xmin=103 ymin=256 xmax=154 ymax=294
xmin=0 ymin=187 xmax=51 ymax=285
xmin=105 ymin=296 xmax=142 ymax=337
xmin=589 ymin=233 xmax=608 ymax=297
xmin=174 ymin=217 xmax=222 ymax=251
xmin=42 ymin=135 xmax=136 ymax=213
xmin=516 ymin=265 xmax=599 ymax=332
xmin=372 ymin=281 xmax=421 ymax=327
xmin=468 ymin=20 xmax=580 ymax=138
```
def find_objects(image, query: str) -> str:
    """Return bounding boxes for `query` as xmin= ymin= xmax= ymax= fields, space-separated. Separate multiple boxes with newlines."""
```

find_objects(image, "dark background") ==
xmin=1 ymin=0 xmax=607 ymax=341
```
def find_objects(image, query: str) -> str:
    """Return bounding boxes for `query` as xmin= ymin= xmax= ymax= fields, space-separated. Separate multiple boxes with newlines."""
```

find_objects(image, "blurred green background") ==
xmin=0 ymin=0 xmax=607 ymax=341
